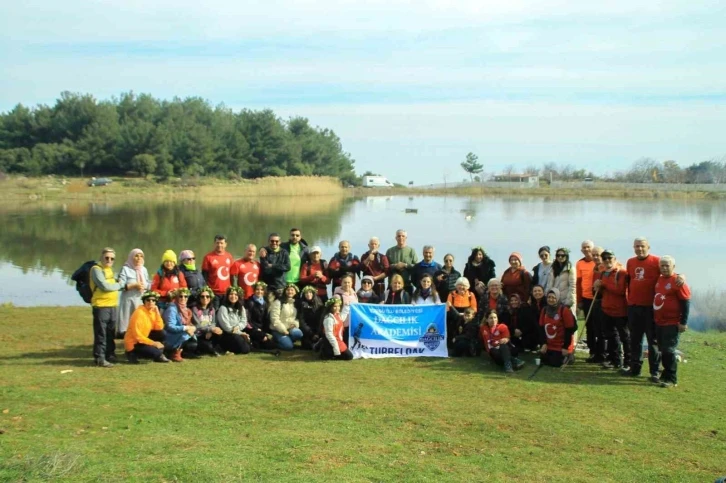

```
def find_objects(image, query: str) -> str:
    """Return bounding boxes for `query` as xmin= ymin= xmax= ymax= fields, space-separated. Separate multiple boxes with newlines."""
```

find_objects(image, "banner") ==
xmin=348 ymin=304 xmax=448 ymax=359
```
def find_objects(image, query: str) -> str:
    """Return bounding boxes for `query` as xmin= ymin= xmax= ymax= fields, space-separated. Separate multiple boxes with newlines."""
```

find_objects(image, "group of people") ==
xmin=87 ymin=229 xmax=691 ymax=387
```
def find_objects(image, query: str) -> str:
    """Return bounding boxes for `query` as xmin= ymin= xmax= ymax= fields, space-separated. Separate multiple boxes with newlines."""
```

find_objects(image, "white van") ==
xmin=362 ymin=175 xmax=394 ymax=188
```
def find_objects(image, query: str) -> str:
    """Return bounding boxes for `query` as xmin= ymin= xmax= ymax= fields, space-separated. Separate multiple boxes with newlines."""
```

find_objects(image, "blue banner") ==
xmin=348 ymin=304 xmax=448 ymax=359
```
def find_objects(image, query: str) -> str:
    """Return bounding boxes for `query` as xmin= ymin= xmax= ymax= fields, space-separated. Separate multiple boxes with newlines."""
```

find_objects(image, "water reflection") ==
xmin=0 ymin=195 xmax=724 ymax=308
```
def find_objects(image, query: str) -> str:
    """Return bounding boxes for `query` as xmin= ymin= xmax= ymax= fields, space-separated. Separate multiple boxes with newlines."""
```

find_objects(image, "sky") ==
xmin=1 ymin=0 xmax=725 ymax=185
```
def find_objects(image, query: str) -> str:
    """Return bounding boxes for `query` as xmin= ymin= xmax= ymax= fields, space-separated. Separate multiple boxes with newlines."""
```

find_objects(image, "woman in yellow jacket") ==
xmin=124 ymin=291 xmax=171 ymax=363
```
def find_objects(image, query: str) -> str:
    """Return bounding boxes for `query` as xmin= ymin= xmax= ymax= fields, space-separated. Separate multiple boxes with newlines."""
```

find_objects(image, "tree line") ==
xmin=0 ymin=91 xmax=358 ymax=184
xmin=461 ymin=152 xmax=726 ymax=184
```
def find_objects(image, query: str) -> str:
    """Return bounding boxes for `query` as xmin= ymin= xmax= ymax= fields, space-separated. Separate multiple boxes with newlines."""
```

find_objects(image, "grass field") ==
xmin=1 ymin=306 xmax=725 ymax=482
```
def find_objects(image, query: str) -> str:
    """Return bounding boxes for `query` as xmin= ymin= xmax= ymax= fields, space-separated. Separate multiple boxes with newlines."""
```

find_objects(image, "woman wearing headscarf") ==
xmin=216 ymin=286 xmax=252 ymax=354
xmin=463 ymin=247 xmax=496 ymax=297
xmin=162 ymin=288 xmax=197 ymax=362
xmin=551 ymin=248 xmax=577 ymax=309
xmin=434 ymin=253 xmax=461 ymax=303
xmin=117 ymin=248 xmax=151 ymax=338
xmin=151 ymin=250 xmax=188 ymax=310
xmin=538 ymin=288 xmax=577 ymax=367
xmin=531 ymin=246 xmax=554 ymax=293
xmin=500 ymin=252 xmax=531 ymax=302
xmin=178 ymin=249 xmax=205 ymax=305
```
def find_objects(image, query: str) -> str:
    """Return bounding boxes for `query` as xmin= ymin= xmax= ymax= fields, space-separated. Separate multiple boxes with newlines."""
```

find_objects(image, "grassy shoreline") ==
xmin=1 ymin=306 xmax=725 ymax=481
xmin=3 ymin=175 xmax=725 ymax=201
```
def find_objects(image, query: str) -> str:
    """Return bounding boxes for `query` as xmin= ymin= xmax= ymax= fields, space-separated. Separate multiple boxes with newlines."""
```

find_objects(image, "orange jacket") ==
xmin=124 ymin=305 xmax=164 ymax=352
xmin=447 ymin=290 xmax=477 ymax=313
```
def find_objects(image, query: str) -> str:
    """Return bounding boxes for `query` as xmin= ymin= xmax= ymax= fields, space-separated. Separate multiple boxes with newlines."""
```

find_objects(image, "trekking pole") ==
xmin=561 ymin=288 xmax=600 ymax=372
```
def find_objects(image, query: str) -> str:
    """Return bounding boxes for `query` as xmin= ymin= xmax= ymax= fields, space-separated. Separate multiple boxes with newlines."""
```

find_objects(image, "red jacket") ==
xmin=480 ymin=323 xmax=510 ymax=354
xmin=599 ymin=268 xmax=628 ymax=317
xmin=151 ymin=270 xmax=188 ymax=301
xmin=299 ymin=260 xmax=330 ymax=298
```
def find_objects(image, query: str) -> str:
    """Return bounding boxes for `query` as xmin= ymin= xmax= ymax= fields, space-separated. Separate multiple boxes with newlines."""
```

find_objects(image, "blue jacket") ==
xmin=163 ymin=303 xmax=192 ymax=349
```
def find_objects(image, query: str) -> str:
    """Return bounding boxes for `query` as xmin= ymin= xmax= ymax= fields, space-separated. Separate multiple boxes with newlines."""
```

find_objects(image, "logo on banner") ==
xmin=419 ymin=323 xmax=445 ymax=351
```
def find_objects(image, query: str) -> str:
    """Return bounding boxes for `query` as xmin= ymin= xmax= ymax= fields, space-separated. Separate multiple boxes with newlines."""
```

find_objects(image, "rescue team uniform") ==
xmin=577 ymin=258 xmax=600 ymax=360
xmin=539 ymin=305 xmax=577 ymax=367
xmin=598 ymin=266 xmax=631 ymax=368
xmin=321 ymin=312 xmax=353 ymax=360
xmin=327 ymin=253 xmax=361 ymax=291
xmin=480 ymin=322 xmax=518 ymax=371
xmin=445 ymin=290 xmax=477 ymax=348
xmin=360 ymin=251 xmax=390 ymax=297
xmin=202 ymin=251 xmax=233 ymax=308
xmin=124 ymin=304 xmax=166 ymax=361
xmin=653 ymin=275 xmax=691 ymax=385
xmin=90 ymin=264 xmax=122 ymax=364
xmin=230 ymin=259 xmax=260 ymax=300
xmin=299 ymin=259 xmax=330 ymax=302
xmin=626 ymin=254 xmax=661 ymax=377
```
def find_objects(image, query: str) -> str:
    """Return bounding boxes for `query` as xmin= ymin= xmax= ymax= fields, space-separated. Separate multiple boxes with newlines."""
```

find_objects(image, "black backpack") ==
xmin=71 ymin=260 xmax=100 ymax=304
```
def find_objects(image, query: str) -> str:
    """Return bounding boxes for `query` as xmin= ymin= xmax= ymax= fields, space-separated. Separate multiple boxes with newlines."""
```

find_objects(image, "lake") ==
xmin=1 ymin=195 xmax=723 ymax=314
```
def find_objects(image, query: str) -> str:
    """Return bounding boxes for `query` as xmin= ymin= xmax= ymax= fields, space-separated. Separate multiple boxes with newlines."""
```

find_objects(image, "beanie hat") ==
xmin=509 ymin=252 xmax=523 ymax=265
xmin=162 ymin=250 xmax=177 ymax=264
xmin=361 ymin=275 xmax=375 ymax=284
xmin=179 ymin=250 xmax=195 ymax=262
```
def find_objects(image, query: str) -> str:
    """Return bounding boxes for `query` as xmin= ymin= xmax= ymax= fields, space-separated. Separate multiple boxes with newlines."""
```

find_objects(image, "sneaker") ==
xmin=621 ymin=369 xmax=640 ymax=377
xmin=601 ymin=361 xmax=614 ymax=369
xmin=585 ymin=355 xmax=604 ymax=364
xmin=660 ymin=380 xmax=677 ymax=388
xmin=126 ymin=351 xmax=139 ymax=364
xmin=154 ymin=354 xmax=170 ymax=363
xmin=211 ymin=351 xmax=222 ymax=357
xmin=649 ymin=375 xmax=661 ymax=384
xmin=504 ymin=367 xmax=514 ymax=374
xmin=106 ymin=354 xmax=118 ymax=363
xmin=95 ymin=358 xmax=114 ymax=368
xmin=513 ymin=358 xmax=526 ymax=370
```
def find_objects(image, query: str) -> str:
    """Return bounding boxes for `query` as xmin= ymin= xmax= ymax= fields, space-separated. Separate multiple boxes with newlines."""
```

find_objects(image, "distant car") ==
xmin=88 ymin=177 xmax=113 ymax=187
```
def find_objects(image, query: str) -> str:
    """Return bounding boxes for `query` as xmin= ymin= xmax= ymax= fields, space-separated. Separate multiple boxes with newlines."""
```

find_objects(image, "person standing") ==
xmin=385 ymin=229 xmax=418 ymax=294
xmin=653 ymin=256 xmax=690 ymax=388
xmin=327 ymin=240 xmax=361 ymax=291
xmin=576 ymin=240 xmax=600 ymax=362
xmin=202 ymin=234 xmax=233 ymax=309
xmin=117 ymin=248 xmax=151 ymax=338
xmin=179 ymin=250 xmax=205 ymax=300
xmin=90 ymin=247 xmax=137 ymax=367
xmin=231 ymin=244 xmax=260 ymax=300
xmin=360 ymin=237 xmax=390 ymax=298
xmin=434 ymin=253 xmax=461 ymax=303
xmin=531 ymin=246 xmax=554 ymax=293
xmin=411 ymin=245 xmax=442 ymax=288
xmin=594 ymin=249 xmax=631 ymax=370
xmin=298 ymin=246 xmax=330 ymax=302
xmin=463 ymin=247 xmax=496 ymax=297
xmin=281 ymin=228 xmax=309 ymax=288
xmin=259 ymin=233 xmax=291 ymax=295
xmin=500 ymin=252 xmax=531 ymax=302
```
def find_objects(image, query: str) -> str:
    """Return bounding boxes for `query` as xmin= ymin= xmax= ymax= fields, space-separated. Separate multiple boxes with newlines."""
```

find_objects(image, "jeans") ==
xmin=92 ymin=307 xmax=118 ymax=361
xmin=272 ymin=328 xmax=303 ymax=350
xmin=655 ymin=325 xmax=680 ymax=384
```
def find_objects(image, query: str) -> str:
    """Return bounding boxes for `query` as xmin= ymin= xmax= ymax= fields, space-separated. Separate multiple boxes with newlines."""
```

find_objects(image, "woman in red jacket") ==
xmin=151 ymin=250 xmax=188 ymax=310
xmin=480 ymin=309 xmax=525 ymax=374
xmin=538 ymin=288 xmax=577 ymax=367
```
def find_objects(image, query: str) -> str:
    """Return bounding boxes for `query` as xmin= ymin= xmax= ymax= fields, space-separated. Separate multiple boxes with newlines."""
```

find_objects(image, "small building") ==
xmin=492 ymin=174 xmax=539 ymax=185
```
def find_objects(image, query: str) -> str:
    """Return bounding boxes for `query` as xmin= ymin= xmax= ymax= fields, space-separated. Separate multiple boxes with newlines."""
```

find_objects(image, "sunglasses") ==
xmin=556 ymin=254 xmax=566 ymax=258
xmin=269 ymin=240 xmax=280 ymax=243
xmin=602 ymin=256 xmax=613 ymax=261
xmin=199 ymin=295 xmax=211 ymax=299
xmin=185 ymin=257 xmax=196 ymax=261
xmin=104 ymin=256 xmax=115 ymax=261
xmin=178 ymin=295 xmax=189 ymax=298
xmin=362 ymin=280 xmax=373 ymax=284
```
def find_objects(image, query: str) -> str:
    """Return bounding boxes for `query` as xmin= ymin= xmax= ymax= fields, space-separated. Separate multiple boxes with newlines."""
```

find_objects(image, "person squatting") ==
xmin=86 ymin=231 xmax=690 ymax=388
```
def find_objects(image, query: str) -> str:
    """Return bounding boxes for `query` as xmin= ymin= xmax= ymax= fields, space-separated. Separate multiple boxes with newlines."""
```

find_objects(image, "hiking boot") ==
xmin=621 ymin=368 xmax=640 ymax=377
xmin=660 ymin=380 xmax=677 ymax=388
xmin=171 ymin=349 xmax=183 ymax=362
xmin=586 ymin=355 xmax=603 ymax=364
xmin=154 ymin=354 xmax=170 ymax=363
xmin=106 ymin=354 xmax=118 ymax=363
xmin=126 ymin=351 xmax=139 ymax=364
xmin=95 ymin=358 xmax=114 ymax=368
xmin=649 ymin=375 xmax=661 ymax=384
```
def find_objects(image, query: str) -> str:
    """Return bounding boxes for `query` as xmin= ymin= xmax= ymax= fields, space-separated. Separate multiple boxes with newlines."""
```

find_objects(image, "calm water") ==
xmin=1 ymin=196 xmax=724 ymax=308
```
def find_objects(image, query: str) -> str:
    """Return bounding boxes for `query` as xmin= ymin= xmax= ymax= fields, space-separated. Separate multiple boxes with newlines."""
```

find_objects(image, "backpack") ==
xmin=71 ymin=260 xmax=100 ymax=304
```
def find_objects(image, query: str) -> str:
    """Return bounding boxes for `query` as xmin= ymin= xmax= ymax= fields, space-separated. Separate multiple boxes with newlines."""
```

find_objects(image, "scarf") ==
xmin=183 ymin=262 xmax=196 ymax=271
xmin=176 ymin=302 xmax=192 ymax=325
xmin=252 ymin=295 xmax=265 ymax=305
xmin=357 ymin=289 xmax=374 ymax=299
xmin=544 ymin=288 xmax=561 ymax=318
xmin=419 ymin=288 xmax=432 ymax=300
xmin=125 ymin=248 xmax=146 ymax=288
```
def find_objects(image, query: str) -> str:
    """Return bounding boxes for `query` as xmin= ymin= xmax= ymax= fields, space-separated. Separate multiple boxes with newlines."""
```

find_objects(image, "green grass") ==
xmin=1 ymin=307 xmax=725 ymax=482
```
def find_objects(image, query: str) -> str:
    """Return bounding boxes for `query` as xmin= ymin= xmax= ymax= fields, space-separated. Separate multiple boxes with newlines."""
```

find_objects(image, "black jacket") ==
xmin=260 ymin=247 xmax=291 ymax=292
